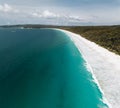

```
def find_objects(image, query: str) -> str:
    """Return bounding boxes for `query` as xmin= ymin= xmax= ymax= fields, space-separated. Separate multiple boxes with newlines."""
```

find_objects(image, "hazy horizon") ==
xmin=0 ymin=0 xmax=120 ymax=26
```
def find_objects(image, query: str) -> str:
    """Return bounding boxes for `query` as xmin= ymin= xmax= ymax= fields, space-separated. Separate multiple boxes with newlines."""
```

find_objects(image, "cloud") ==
xmin=31 ymin=10 xmax=92 ymax=23
xmin=0 ymin=3 xmax=19 ymax=13
xmin=32 ymin=10 xmax=59 ymax=18
xmin=42 ymin=10 xmax=59 ymax=18
xmin=1 ymin=4 xmax=119 ymax=25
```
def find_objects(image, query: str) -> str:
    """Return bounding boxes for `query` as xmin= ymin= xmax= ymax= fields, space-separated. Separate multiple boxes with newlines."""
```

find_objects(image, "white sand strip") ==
xmin=59 ymin=29 xmax=120 ymax=108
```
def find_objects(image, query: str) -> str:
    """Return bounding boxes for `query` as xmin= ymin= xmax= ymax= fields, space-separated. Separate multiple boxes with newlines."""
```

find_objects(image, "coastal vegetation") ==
xmin=63 ymin=25 xmax=120 ymax=55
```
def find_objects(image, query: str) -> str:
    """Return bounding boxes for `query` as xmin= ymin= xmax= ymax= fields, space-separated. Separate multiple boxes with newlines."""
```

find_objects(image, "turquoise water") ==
xmin=0 ymin=28 xmax=108 ymax=108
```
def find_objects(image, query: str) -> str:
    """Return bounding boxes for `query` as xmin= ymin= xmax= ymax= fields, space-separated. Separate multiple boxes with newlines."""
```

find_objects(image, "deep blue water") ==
xmin=0 ymin=28 xmax=108 ymax=108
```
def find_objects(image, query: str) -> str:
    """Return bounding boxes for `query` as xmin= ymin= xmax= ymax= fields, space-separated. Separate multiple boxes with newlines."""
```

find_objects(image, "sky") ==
xmin=0 ymin=0 xmax=120 ymax=25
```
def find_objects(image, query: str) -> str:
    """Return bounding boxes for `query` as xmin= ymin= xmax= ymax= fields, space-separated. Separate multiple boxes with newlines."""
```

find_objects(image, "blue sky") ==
xmin=0 ymin=0 xmax=120 ymax=25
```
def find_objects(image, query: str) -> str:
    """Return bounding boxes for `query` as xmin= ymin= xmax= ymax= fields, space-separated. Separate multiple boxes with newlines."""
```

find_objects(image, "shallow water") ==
xmin=0 ymin=28 xmax=108 ymax=108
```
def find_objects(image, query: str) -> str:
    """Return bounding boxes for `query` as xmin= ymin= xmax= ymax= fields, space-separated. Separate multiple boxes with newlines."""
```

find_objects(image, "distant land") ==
xmin=0 ymin=24 xmax=120 ymax=55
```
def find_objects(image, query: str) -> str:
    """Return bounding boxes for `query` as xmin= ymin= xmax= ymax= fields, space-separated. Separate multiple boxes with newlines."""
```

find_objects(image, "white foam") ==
xmin=56 ymin=29 xmax=120 ymax=108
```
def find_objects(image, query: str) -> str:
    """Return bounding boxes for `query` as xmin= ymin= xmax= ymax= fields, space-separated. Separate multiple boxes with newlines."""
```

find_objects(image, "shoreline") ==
xmin=57 ymin=29 xmax=120 ymax=108
xmin=58 ymin=29 xmax=111 ymax=108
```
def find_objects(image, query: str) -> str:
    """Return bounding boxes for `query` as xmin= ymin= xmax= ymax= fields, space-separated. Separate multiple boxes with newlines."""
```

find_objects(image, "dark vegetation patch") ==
xmin=62 ymin=26 xmax=120 ymax=55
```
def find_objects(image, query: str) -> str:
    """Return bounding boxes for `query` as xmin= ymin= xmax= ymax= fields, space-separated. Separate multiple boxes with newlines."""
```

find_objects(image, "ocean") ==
xmin=0 ymin=28 xmax=108 ymax=108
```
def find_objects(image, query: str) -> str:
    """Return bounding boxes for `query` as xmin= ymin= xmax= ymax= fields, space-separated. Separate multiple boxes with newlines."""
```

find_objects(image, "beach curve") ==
xmin=57 ymin=29 xmax=120 ymax=108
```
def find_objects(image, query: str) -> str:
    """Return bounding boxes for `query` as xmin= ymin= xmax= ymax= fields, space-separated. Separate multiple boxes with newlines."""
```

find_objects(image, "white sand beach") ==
xmin=59 ymin=29 xmax=120 ymax=108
